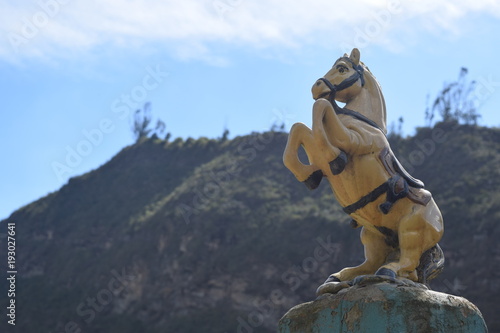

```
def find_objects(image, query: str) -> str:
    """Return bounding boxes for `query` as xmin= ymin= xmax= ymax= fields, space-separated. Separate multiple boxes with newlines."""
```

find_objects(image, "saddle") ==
xmin=379 ymin=147 xmax=432 ymax=208
xmin=342 ymin=147 xmax=431 ymax=216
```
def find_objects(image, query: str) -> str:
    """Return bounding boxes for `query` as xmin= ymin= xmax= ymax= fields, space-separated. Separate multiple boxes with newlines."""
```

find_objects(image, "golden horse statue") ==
xmin=283 ymin=48 xmax=444 ymax=286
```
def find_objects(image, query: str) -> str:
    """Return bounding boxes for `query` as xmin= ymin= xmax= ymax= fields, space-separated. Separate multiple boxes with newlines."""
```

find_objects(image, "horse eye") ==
xmin=337 ymin=65 xmax=347 ymax=73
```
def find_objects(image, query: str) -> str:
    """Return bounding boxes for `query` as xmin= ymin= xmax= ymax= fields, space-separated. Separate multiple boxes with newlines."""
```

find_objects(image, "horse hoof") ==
xmin=303 ymin=170 xmax=323 ymax=190
xmin=324 ymin=275 xmax=341 ymax=284
xmin=375 ymin=267 xmax=396 ymax=278
xmin=329 ymin=151 xmax=348 ymax=175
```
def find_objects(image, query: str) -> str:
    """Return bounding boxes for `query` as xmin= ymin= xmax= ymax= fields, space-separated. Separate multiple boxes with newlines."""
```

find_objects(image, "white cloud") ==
xmin=1 ymin=0 xmax=499 ymax=63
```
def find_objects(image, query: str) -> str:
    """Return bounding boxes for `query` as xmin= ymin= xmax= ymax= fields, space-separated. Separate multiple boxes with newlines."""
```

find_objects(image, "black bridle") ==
xmin=317 ymin=57 xmax=365 ymax=98
xmin=317 ymin=58 xmax=381 ymax=132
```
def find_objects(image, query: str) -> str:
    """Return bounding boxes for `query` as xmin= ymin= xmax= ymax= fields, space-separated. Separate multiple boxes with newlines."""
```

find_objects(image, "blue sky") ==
xmin=1 ymin=0 xmax=500 ymax=219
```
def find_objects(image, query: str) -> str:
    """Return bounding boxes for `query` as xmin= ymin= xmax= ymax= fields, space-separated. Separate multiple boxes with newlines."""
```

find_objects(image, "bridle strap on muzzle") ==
xmin=317 ymin=58 xmax=365 ymax=101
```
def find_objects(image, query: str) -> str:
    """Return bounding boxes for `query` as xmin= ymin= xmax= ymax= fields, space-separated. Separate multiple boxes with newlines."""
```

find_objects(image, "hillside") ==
xmin=1 ymin=123 xmax=500 ymax=332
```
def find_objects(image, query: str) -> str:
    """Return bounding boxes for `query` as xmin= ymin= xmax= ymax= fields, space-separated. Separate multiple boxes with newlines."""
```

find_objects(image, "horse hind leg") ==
xmin=283 ymin=123 xmax=325 ymax=189
xmin=327 ymin=226 xmax=393 ymax=282
xmin=377 ymin=211 xmax=440 ymax=282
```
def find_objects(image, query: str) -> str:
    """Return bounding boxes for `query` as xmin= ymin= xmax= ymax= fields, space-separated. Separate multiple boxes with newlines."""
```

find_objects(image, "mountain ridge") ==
xmin=1 ymin=123 xmax=499 ymax=332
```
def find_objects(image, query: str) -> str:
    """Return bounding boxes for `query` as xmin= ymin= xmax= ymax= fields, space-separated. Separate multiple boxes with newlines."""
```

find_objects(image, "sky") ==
xmin=1 ymin=0 xmax=500 ymax=220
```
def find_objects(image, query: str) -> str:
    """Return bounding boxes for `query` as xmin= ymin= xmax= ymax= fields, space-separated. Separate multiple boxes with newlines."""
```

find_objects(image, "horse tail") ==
xmin=416 ymin=243 xmax=445 ymax=285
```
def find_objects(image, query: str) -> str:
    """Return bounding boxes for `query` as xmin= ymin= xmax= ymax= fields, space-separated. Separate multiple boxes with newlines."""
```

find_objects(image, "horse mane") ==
xmin=359 ymin=62 xmax=387 ymax=133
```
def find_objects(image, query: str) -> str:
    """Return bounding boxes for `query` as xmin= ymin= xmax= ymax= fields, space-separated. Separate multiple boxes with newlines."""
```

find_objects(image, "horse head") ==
xmin=311 ymin=48 xmax=387 ymax=133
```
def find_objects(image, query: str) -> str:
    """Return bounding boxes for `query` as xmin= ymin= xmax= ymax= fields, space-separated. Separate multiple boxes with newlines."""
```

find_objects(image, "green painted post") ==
xmin=279 ymin=282 xmax=487 ymax=333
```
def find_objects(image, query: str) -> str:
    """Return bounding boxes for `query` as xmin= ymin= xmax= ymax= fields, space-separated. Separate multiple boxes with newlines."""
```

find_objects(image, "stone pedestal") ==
xmin=279 ymin=276 xmax=487 ymax=333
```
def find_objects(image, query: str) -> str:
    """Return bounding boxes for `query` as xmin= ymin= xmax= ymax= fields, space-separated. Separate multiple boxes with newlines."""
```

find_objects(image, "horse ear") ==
xmin=343 ymin=53 xmax=348 ymax=57
xmin=350 ymin=48 xmax=360 ymax=66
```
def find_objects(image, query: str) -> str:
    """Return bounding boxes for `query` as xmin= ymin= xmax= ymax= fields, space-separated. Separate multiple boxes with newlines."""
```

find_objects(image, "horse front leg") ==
xmin=311 ymin=99 xmax=353 ymax=175
xmin=283 ymin=123 xmax=329 ymax=190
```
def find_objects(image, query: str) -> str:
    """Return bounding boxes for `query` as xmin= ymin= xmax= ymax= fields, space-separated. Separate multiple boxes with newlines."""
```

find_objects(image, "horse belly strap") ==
xmin=342 ymin=182 xmax=389 ymax=215
xmin=342 ymin=175 xmax=409 ymax=215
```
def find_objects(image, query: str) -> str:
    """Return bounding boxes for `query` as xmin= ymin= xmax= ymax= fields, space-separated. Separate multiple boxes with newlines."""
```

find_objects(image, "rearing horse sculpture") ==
xmin=283 ymin=48 xmax=444 ymax=286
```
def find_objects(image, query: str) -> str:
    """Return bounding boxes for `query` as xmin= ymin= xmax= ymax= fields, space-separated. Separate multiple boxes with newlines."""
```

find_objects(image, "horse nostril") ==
xmin=316 ymin=81 xmax=322 ymax=86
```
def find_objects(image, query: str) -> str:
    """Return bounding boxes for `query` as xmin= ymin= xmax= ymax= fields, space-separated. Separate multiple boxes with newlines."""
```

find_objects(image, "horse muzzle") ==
xmin=311 ymin=79 xmax=333 ymax=100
